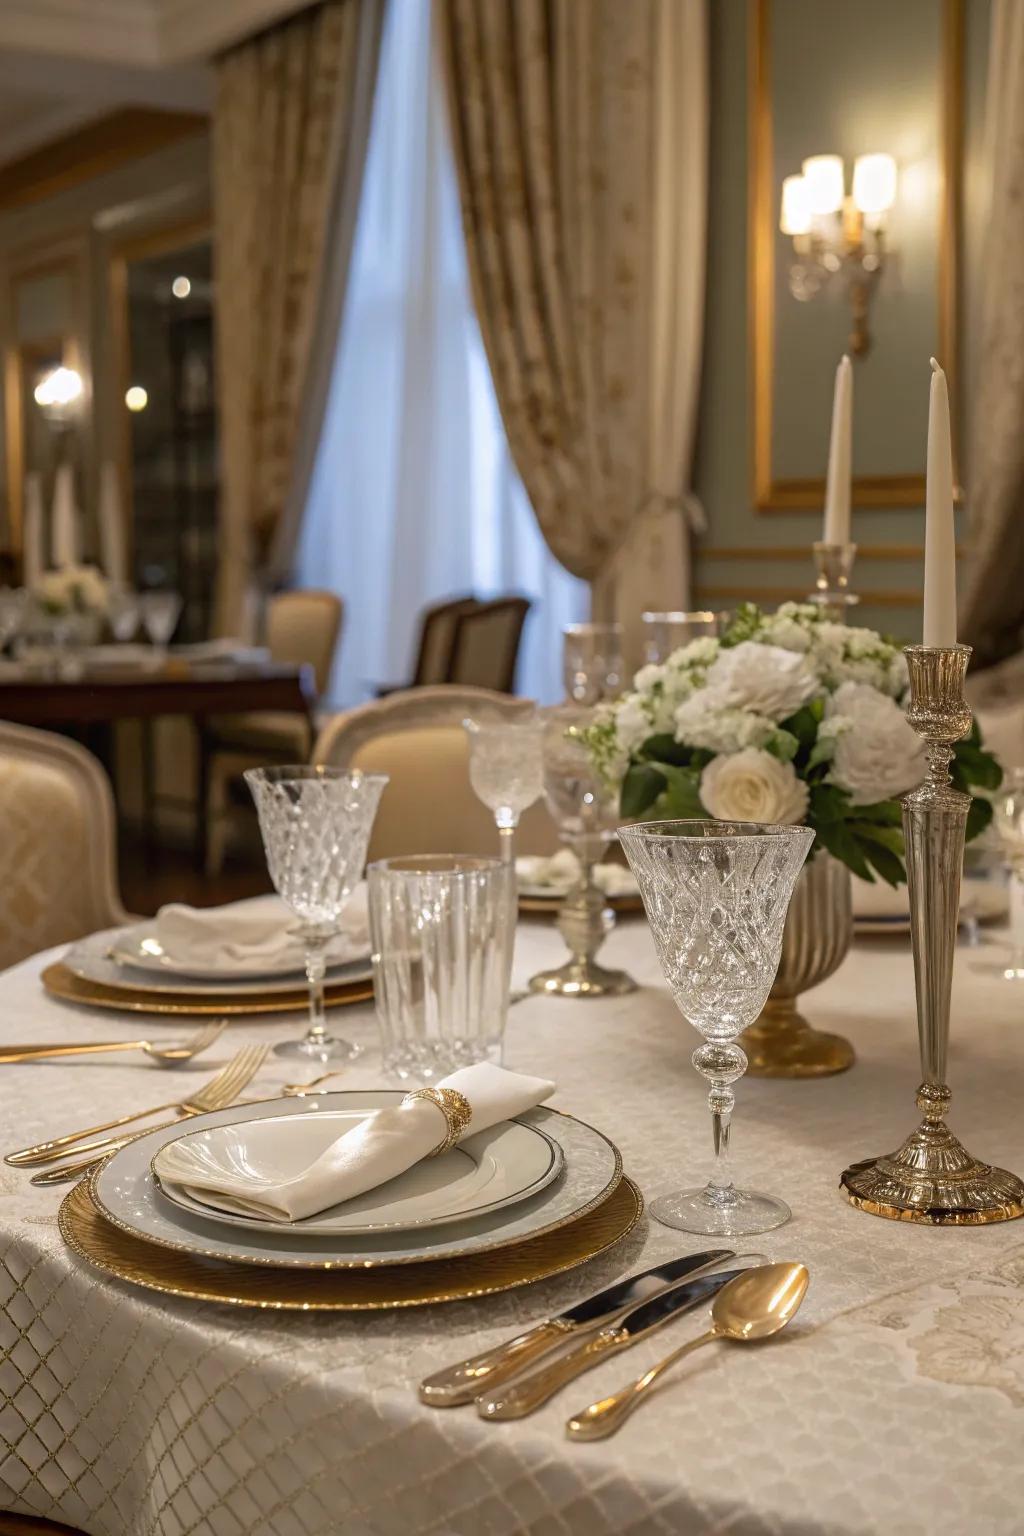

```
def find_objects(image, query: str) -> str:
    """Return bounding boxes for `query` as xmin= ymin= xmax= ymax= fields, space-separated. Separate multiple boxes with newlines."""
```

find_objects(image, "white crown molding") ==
xmin=0 ymin=0 xmax=313 ymax=66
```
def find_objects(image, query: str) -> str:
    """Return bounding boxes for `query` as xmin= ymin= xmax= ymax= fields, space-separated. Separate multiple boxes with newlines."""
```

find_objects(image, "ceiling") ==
xmin=0 ymin=0 xmax=309 ymax=165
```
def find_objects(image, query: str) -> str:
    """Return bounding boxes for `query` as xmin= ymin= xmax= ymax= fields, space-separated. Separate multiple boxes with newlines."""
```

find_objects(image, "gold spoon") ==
xmin=565 ymin=1261 xmax=809 ymax=1442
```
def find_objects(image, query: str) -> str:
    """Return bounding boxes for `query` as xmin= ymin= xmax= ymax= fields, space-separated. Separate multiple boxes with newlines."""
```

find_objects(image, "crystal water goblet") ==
xmin=619 ymin=818 xmax=813 ymax=1235
xmin=640 ymin=610 xmax=719 ymax=665
xmin=140 ymin=590 xmax=182 ymax=654
xmin=245 ymin=766 xmax=388 ymax=1061
xmin=108 ymin=585 xmax=141 ymax=642
xmin=563 ymin=623 xmax=624 ymax=705
xmin=463 ymin=716 xmax=545 ymax=865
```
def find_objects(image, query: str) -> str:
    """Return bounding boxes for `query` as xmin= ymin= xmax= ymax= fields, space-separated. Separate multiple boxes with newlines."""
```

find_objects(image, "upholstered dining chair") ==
xmin=203 ymin=589 xmax=344 ymax=873
xmin=313 ymin=686 xmax=560 ymax=862
xmin=0 ymin=723 xmax=131 ymax=971
xmin=447 ymin=596 xmax=531 ymax=693
xmin=376 ymin=594 xmax=480 ymax=694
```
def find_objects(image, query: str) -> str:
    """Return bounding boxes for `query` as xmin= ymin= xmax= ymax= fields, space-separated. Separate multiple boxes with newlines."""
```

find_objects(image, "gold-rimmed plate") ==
xmin=59 ymin=1175 xmax=643 ymax=1310
xmin=41 ymin=961 xmax=373 ymax=1016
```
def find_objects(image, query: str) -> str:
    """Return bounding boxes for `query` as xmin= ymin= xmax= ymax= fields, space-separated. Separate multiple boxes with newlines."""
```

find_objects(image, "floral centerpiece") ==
xmin=582 ymin=602 xmax=1000 ymax=884
xmin=32 ymin=565 xmax=110 ymax=618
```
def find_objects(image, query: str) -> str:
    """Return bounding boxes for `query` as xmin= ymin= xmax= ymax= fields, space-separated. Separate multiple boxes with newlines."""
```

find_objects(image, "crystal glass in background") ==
xmin=368 ymin=855 xmax=515 ymax=1080
xmin=0 ymin=587 xmax=28 ymax=652
xmin=563 ymin=622 xmax=624 ymax=705
xmin=245 ymin=766 xmax=388 ymax=1061
xmin=139 ymin=589 xmax=182 ymax=652
xmin=108 ymin=586 xmax=141 ymax=642
xmin=528 ymin=704 xmax=636 ymax=996
xmin=641 ymin=610 xmax=719 ymax=665
xmin=981 ymin=767 xmax=1024 ymax=979
xmin=619 ymin=819 xmax=813 ymax=1235
xmin=464 ymin=716 xmax=545 ymax=864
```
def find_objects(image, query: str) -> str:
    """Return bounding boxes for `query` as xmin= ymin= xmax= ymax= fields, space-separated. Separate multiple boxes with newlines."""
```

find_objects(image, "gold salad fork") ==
xmin=17 ymin=1045 xmax=269 ymax=1185
xmin=0 ymin=1020 xmax=226 ymax=1068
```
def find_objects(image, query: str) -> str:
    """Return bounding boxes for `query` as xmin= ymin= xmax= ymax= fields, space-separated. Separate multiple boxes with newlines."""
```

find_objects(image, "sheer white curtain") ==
xmin=297 ymin=0 xmax=587 ymax=706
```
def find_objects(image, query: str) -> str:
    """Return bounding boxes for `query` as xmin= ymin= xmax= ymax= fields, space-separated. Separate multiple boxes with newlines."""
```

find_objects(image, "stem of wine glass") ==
xmin=693 ymin=1040 xmax=746 ymax=1207
xmin=303 ymin=931 xmax=330 ymax=1047
xmin=495 ymin=815 xmax=518 ymax=866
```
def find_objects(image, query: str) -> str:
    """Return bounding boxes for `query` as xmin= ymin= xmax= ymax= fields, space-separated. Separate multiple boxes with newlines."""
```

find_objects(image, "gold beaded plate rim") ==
xmin=58 ymin=1175 xmax=644 ymax=1309
xmin=41 ymin=961 xmax=373 ymax=1016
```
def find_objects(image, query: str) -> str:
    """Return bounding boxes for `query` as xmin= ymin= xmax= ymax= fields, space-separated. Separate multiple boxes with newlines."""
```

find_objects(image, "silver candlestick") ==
xmin=807 ymin=541 xmax=859 ymax=623
xmin=841 ymin=644 xmax=1024 ymax=1223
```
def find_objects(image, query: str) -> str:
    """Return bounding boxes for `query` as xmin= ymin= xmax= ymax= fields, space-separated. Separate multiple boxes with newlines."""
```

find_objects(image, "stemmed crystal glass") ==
xmin=108 ymin=586 xmax=141 ymax=642
xmin=640 ymin=611 xmax=719 ymax=664
xmin=619 ymin=819 xmax=813 ymax=1235
xmin=464 ymin=716 xmax=545 ymax=865
xmin=528 ymin=705 xmax=636 ymax=997
xmin=245 ymin=766 xmax=388 ymax=1061
xmin=140 ymin=590 xmax=182 ymax=654
xmin=563 ymin=623 xmax=624 ymax=705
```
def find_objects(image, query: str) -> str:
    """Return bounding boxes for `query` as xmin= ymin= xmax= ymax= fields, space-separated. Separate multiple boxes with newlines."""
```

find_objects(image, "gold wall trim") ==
xmin=698 ymin=543 xmax=962 ymax=562
xmin=696 ymin=583 xmax=922 ymax=609
xmin=0 ymin=109 xmax=207 ymax=214
xmin=750 ymin=0 xmax=964 ymax=512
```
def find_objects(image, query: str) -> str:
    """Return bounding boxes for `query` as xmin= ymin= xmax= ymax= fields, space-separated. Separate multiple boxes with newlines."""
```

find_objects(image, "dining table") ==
xmin=2 ymin=912 xmax=1024 ymax=1536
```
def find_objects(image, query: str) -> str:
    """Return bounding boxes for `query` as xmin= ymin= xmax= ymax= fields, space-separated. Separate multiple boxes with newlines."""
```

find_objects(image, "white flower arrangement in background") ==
xmin=582 ymin=602 xmax=1000 ymax=885
xmin=33 ymin=565 xmax=110 ymax=618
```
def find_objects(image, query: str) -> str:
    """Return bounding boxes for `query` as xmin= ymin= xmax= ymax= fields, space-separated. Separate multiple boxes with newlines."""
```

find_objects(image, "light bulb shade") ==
xmin=802 ymin=154 xmax=845 ymax=215
xmin=852 ymin=153 xmax=897 ymax=215
xmin=780 ymin=174 xmax=812 ymax=235
xmin=33 ymin=366 xmax=83 ymax=410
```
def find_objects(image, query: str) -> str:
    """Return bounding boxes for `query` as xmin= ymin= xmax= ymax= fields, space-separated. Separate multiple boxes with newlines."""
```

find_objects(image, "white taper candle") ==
xmin=823 ymin=354 xmax=853 ymax=546
xmin=923 ymin=357 xmax=957 ymax=647
xmin=51 ymin=464 xmax=80 ymax=569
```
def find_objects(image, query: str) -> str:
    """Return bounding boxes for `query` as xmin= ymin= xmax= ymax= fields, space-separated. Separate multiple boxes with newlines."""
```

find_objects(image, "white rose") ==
xmin=700 ymin=748 xmax=809 ymax=826
xmin=704 ymin=641 xmax=817 ymax=721
xmin=827 ymin=681 xmax=927 ymax=805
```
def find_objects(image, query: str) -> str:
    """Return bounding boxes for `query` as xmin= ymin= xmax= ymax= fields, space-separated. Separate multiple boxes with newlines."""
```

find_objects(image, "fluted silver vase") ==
xmin=741 ymin=851 xmax=855 ymax=1077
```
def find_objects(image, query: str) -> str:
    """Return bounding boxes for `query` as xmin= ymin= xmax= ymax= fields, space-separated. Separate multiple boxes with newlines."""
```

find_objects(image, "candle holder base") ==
xmin=841 ymin=1115 xmax=1024 ymax=1224
xmin=527 ymin=957 xmax=636 ymax=998
xmin=741 ymin=1003 xmax=854 ymax=1078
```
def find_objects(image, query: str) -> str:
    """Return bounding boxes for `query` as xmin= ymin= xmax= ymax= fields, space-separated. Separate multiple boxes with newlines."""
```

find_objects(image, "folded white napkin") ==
xmin=155 ymin=887 xmax=369 ymax=973
xmin=516 ymin=848 xmax=638 ymax=898
xmin=158 ymin=1062 xmax=557 ymax=1223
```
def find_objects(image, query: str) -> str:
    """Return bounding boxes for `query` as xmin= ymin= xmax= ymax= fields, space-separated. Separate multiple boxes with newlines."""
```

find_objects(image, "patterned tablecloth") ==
xmin=3 ymin=916 xmax=1024 ymax=1536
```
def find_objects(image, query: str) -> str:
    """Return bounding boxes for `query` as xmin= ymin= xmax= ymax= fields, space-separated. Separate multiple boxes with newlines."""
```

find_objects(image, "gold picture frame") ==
xmin=750 ymin=0 xmax=964 ymax=511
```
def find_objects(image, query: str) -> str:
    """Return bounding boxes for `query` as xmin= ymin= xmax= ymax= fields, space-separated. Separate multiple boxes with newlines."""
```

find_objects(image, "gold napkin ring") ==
xmin=402 ymin=1087 xmax=473 ymax=1157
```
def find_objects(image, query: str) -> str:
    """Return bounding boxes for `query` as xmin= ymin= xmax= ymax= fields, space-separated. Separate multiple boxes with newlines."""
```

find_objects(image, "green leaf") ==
xmin=806 ymin=737 xmax=836 ymax=771
xmin=782 ymin=703 xmax=822 ymax=752
xmin=854 ymin=823 xmax=905 ymax=856
xmin=953 ymin=741 xmax=1003 ymax=791
xmin=815 ymin=818 xmax=874 ymax=881
xmin=809 ymin=782 xmax=851 ymax=825
xmin=764 ymin=729 xmax=799 ymax=763
xmin=966 ymin=794 xmax=994 ymax=843
xmin=620 ymin=763 xmax=666 ymax=819
xmin=652 ymin=763 xmax=705 ymax=820
xmin=854 ymin=800 xmax=904 ymax=826
xmin=637 ymin=733 xmax=692 ymax=767
xmin=858 ymin=838 xmax=906 ymax=888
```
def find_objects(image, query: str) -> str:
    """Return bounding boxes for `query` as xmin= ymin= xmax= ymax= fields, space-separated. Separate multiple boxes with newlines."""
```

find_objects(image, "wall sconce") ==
xmin=779 ymin=153 xmax=897 ymax=357
xmin=33 ymin=365 xmax=84 ymax=426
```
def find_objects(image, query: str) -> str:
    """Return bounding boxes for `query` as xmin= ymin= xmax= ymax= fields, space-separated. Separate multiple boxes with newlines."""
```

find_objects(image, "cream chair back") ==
xmin=313 ymin=687 xmax=560 ymax=861
xmin=0 ymin=723 xmax=131 ymax=970
xmin=268 ymin=590 xmax=343 ymax=696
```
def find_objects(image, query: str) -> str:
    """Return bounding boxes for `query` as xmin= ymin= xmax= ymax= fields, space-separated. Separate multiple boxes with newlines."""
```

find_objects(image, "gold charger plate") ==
xmin=518 ymin=892 xmax=643 ymax=916
xmin=41 ymin=961 xmax=373 ymax=1017
xmin=59 ymin=1175 xmax=643 ymax=1310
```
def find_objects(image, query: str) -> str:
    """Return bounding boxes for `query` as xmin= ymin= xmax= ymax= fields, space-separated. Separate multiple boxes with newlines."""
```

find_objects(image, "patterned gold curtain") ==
xmin=962 ymin=0 xmax=1024 ymax=694
xmin=439 ymin=0 xmax=707 ymax=643
xmin=213 ymin=0 xmax=383 ymax=635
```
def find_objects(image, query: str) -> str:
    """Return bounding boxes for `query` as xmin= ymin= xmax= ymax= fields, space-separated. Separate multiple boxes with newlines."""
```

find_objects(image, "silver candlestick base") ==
xmin=529 ymin=866 xmax=636 ymax=999
xmin=807 ymin=541 xmax=860 ymax=623
xmin=841 ymin=644 xmax=1024 ymax=1224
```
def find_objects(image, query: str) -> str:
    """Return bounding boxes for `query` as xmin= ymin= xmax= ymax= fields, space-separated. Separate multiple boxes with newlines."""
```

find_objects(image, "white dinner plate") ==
xmin=64 ymin=930 xmax=373 ymax=998
xmin=109 ymin=919 xmax=368 ymax=982
xmin=852 ymin=877 xmax=1008 ymax=938
xmin=151 ymin=1110 xmax=562 ymax=1235
xmin=91 ymin=1092 xmax=621 ymax=1269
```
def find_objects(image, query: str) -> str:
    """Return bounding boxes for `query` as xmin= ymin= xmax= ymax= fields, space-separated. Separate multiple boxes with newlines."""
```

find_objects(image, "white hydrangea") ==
xmin=806 ymin=622 xmax=904 ymax=698
xmin=826 ymin=681 xmax=927 ymax=804
xmin=673 ymin=693 xmax=778 ymax=754
xmin=703 ymin=641 xmax=817 ymax=722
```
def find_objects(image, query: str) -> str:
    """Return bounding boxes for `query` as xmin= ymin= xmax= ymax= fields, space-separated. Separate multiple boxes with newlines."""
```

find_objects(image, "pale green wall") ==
xmin=693 ymin=0 xmax=990 ymax=641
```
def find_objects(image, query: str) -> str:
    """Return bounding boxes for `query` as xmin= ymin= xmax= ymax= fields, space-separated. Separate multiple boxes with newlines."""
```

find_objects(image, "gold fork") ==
xmin=0 ymin=1020 xmax=226 ymax=1069
xmin=25 ymin=1045 xmax=269 ymax=1185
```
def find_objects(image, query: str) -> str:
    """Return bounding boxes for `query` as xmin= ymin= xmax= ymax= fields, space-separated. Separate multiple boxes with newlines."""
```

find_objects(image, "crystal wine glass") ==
xmin=619 ymin=818 xmax=813 ymax=1235
xmin=563 ymin=623 xmax=624 ymax=705
xmin=245 ymin=766 xmax=388 ymax=1061
xmin=463 ymin=716 xmax=544 ymax=865
xmin=640 ymin=611 xmax=718 ymax=665
xmin=139 ymin=590 xmax=182 ymax=654
xmin=108 ymin=585 xmax=141 ymax=642
xmin=528 ymin=705 xmax=636 ymax=997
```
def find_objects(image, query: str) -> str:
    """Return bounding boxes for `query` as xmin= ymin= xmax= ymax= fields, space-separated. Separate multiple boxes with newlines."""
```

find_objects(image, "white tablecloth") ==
xmin=3 ymin=917 xmax=1024 ymax=1536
